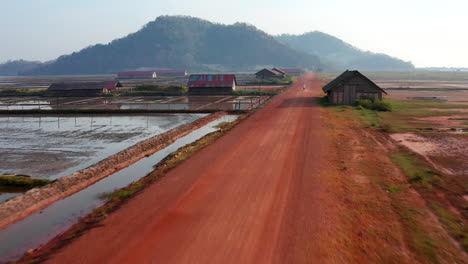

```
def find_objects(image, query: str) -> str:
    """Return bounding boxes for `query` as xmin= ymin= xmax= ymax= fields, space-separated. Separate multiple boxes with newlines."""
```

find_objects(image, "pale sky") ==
xmin=1 ymin=0 xmax=467 ymax=67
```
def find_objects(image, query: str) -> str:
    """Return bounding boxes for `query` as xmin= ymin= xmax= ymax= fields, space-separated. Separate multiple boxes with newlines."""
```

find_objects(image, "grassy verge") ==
xmin=328 ymin=97 xmax=468 ymax=132
xmin=390 ymin=151 xmax=468 ymax=251
xmin=246 ymin=76 xmax=293 ymax=85
xmin=118 ymin=84 xmax=188 ymax=96
xmin=19 ymin=113 xmax=248 ymax=264
xmin=233 ymin=90 xmax=280 ymax=96
xmin=0 ymin=89 xmax=46 ymax=96
xmin=0 ymin=175 xmax=51 ymax=189
xmin=320 ymin=102 xmax=466 ymax=262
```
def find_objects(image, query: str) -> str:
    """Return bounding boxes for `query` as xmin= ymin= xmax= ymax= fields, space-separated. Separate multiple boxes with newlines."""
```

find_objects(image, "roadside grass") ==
xmin=429 ymin=202 xmax=468 ymax=251
xmin=398 ymin=206 xmax=439 ymax=263
xmin=390 ymin=152 xmax=439 ymax=188
xmin=390 ymin=150 xmax=468 ymax=252
xmin=232 ymin=90 xmax=279 ymax=96
xmin=353 ymin=98 xmax=468 ymax=132
xmin=0 ymin=175 xmax=51 ymax=189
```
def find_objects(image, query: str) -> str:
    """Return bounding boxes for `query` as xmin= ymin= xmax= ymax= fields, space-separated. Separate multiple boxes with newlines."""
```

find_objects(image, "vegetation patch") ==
xmin=246 ymin=76 xmax=293 ymax=85
xmin=233 ymin=90 xmax=279 ymax=96
xmin=0 ymin=88 xmax=46 ymax=96
xmin=0 ymin=175 xmax=51 ymax=189
xmin=429 ymin=202 xmax=468 ymax=251
xmin=356 ymin=98 xmax=392 ymax=111
xmin=390 ymin=150 xmax=467 ymax=252
xmin=121 ymin=83 xmax=188 ymax=96
xmin=390 ymin=152 xmax=439 ymax=188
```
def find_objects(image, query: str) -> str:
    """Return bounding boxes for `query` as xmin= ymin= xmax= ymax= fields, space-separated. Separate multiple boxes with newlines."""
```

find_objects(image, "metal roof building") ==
xmin=187 ymin=74 xmax=237 ymax=95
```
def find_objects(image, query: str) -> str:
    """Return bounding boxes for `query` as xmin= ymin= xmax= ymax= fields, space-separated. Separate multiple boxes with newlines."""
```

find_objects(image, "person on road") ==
xmin=303 ymin=83 xmax=306 ymax=90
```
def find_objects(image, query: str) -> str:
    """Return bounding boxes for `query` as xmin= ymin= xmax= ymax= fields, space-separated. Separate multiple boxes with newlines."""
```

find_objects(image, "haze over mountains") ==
xmin=1 ymin=16 xmax=414 ymax=76
xmin=276 ymin=32 xmax=414 ymax=71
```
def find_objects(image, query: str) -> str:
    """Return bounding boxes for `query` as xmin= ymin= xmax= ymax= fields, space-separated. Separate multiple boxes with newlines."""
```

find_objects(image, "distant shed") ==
xmin=155 ymin=69 xmax=187 ymax=77
xmin=255 ymin=68 xmax=285 ymax=79
xmin=48 ymin=81 xmax=122 ymax=96
xmin=187 ymin=74 xmax=237 ymax=95
xmin=322 ymin=70 xmax=386 ymax=104
xmin=117 ymin=71 xmax=157 ymax=79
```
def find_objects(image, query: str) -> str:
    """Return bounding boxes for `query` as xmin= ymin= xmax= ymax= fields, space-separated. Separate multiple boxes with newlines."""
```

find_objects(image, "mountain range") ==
xmin=1 ymin=16 xmax=414 ymax=76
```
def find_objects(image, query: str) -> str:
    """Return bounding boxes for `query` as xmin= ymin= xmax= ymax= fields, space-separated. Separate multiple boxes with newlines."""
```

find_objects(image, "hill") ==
xmin=25 ymin=16 xmax=322 ymax=75
xmin=276 ymin=32 xmax=414 ymax=71
xmin=0 ymin=60 xmax=43 ymax=76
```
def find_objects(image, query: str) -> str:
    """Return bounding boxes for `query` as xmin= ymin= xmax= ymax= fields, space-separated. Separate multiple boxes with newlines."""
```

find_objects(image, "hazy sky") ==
xmin=1 ymin=0 xmax=467 ymax=67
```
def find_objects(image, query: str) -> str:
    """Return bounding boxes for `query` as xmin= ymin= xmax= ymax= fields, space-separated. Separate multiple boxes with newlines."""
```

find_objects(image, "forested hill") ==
xmin=276 ymin=32 xmax=414 ymax=71
xmin=0 ymin=60 xmax=43 ymax=76
xmin=24 ymin=16 xmax=322 ymax=75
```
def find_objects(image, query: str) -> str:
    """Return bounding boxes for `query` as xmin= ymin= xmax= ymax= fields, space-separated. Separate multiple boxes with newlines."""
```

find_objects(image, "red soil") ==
xmin=45 ymin=74 xmax=339 ymax=263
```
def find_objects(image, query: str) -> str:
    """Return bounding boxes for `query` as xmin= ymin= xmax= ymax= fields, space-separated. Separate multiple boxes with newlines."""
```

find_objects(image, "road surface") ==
xmin=46 ymin=73 xmax=338 ymax=263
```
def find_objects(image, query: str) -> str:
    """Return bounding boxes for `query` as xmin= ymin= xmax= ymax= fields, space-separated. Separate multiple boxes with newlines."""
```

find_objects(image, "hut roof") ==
xmin=187 ymin=74 xmax=237 ymax=88
xmin=322 ymin=70 xmax=387 ymax=94
xmin=104 ymin=81 xmax=123 ymax=90
xmin=272 ymin=68 xmax=287 ymax=75
xmin=280 ymin=68 xmax=303 ymax=74
xmin=255 ymin=68 xmax=283 ymax=76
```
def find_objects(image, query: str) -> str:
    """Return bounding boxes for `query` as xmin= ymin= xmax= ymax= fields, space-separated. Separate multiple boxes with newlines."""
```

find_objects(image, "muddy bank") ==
xmin=0 ymin=112 xmax=226 ymax=230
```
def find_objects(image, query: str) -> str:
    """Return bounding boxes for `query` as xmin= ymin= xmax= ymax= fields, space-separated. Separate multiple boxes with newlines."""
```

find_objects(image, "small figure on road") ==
xmin=303 ymin=83 xmax=306 ymax=90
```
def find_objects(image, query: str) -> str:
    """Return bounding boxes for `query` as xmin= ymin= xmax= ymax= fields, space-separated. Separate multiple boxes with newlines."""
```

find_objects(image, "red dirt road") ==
xmin=46 ymin=74 xmax=340 ymax=263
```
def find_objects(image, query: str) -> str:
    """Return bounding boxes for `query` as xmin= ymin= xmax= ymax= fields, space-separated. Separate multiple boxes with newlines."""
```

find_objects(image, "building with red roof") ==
xmin=187 ymin=74 xmax=237 ymax=95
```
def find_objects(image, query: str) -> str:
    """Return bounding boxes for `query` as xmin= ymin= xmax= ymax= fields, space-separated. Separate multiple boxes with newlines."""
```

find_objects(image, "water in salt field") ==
xmin=0 ymin=115 xmax=238 ymax=262
xmin=0 ymin=114 xmax=207 ymax=181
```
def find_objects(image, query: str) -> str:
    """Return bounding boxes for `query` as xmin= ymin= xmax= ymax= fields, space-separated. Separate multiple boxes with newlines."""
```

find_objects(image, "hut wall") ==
xmin=328 ymin=76 xmax=383 ymax=104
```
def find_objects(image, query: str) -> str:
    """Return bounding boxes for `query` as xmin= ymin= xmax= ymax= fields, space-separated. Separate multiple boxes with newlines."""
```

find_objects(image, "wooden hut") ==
xmin=187 ymin=74 xmax=237 ymax=95
xmin=47 ymin=81 xmax=122 ymax=96
xmin=322 ymin=70 xmax=387 ymax=104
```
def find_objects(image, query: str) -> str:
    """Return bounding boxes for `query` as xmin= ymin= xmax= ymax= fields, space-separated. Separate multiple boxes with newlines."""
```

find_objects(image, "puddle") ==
xmin=0 ymin=115 xmax=238 ymax=262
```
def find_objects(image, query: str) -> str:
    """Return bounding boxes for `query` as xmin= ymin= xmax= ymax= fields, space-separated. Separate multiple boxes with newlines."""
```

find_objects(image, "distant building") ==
xmin=187 ymin=74 xmax=237 ymax=95
xmin=155 ymin=69 xmax=187 ymax=77
xmin=47 ymin=81 xmax=122 ymax=96
xmin=322 ymin=70 xmax=387 ymax=104
xmin=254 ymin=68 xmax=285 ymax=79
xmin=271 ymin=68 xmax=287 ymax=76
xmin=117 ymin=71 xmax=157 ymax=79
xmin=280 ymin=68 xmax=304 ymax=76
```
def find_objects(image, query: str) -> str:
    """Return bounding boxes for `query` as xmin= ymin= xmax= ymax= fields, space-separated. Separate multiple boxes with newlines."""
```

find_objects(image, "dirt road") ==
xmin=46 ymin=74 xmax=342 ymax=263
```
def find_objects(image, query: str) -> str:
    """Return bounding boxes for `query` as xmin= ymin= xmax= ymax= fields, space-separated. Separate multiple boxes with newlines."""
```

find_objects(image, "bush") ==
xmin=356 ymin=98 xmax=392 ymax=112
xmin=128 ymin=84 xmax=188 ymax=95
xmin=247 ymin=76 xmax=293 ymax=85
xmin=0 ymin=175 xmax=51 ymax=188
